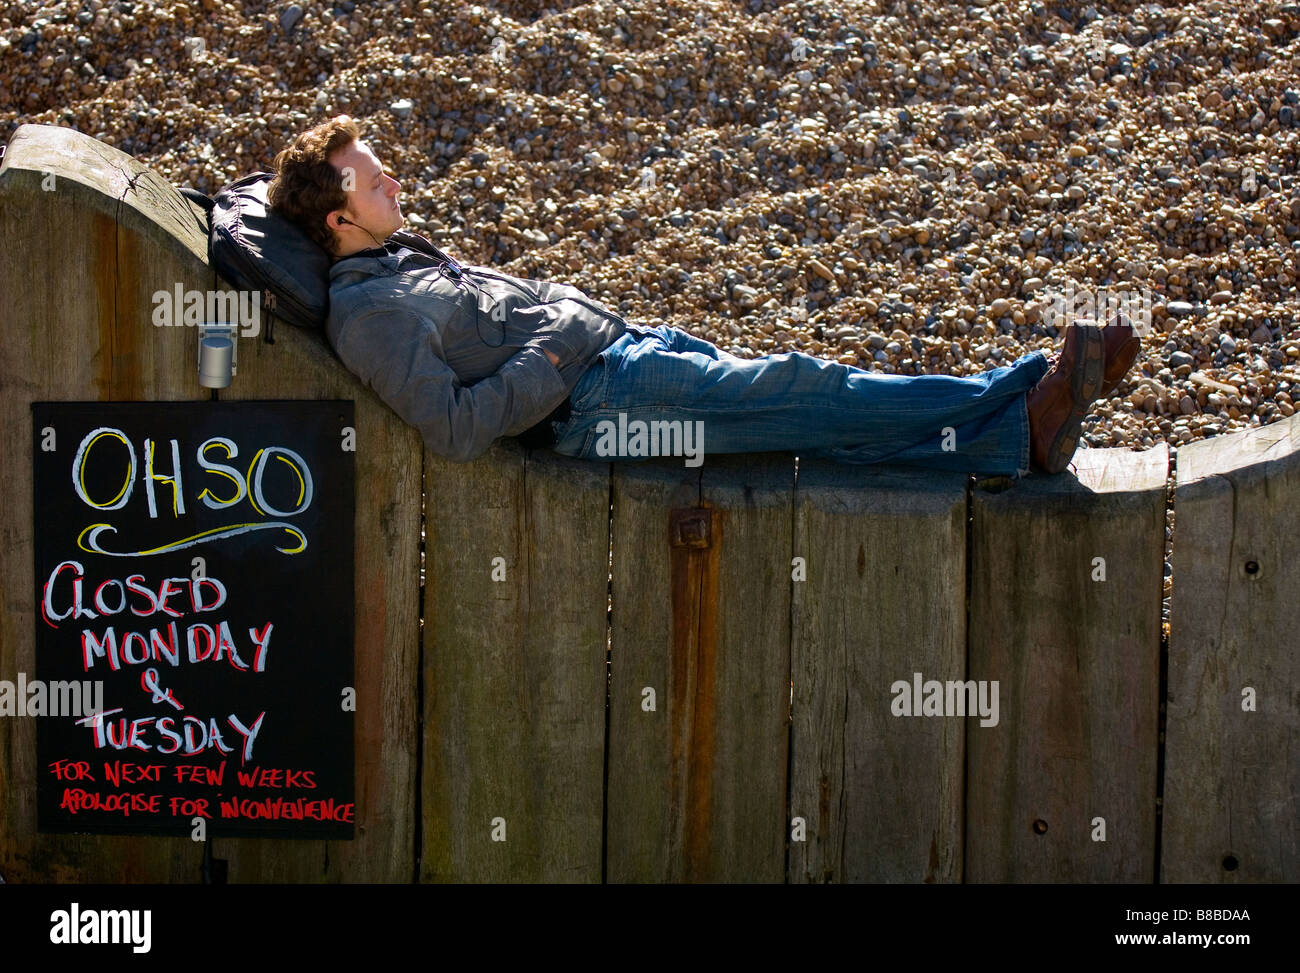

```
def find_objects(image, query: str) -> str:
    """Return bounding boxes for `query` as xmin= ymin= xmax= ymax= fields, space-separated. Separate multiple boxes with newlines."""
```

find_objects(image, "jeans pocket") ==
xmin=570 ymin=354 xmax=609 ymax=413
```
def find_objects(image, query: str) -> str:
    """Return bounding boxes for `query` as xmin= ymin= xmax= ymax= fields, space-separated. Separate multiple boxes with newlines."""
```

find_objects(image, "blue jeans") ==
xmin=550 ymin=324 xmax=1052 ymax=476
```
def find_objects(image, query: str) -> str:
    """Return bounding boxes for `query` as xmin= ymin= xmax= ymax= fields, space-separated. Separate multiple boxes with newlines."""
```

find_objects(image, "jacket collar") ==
xmin=329 ymin=242 xmax=412 ymax=281
xmin=328 ymin=230 xmax=455 ymax=282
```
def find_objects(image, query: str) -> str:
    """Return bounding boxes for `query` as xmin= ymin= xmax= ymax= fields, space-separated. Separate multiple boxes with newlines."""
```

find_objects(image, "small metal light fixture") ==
xmin=197 ymin=322 xmax=238 ymax=388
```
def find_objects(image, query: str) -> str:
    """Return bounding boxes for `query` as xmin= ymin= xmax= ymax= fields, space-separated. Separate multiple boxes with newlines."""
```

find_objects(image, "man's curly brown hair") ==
xmin=268 ymin=114 xmax=362 ymax=258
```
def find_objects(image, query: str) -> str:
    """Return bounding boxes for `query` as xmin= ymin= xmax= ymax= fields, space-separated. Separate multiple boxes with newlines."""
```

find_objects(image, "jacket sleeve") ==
xmin=332 ymin=306 xmax=570 ymax=462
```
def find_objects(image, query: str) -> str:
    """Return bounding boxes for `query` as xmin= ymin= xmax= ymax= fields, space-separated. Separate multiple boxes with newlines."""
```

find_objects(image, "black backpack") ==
xmin=181 ymin=171 xmax=330 ymax=336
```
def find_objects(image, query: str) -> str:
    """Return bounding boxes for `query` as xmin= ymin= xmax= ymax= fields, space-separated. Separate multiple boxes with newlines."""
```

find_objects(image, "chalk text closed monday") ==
xmin=41 ymin=561 xmax=269 ymax=758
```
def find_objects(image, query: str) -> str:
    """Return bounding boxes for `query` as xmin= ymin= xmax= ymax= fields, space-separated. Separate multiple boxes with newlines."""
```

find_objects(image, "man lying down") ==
xmin=267 ymin=114 xmax=1139 ymax=476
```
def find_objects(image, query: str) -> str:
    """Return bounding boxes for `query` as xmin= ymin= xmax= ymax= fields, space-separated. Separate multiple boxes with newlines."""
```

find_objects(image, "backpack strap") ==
xmin=180 ymin=187 xmax=214 ymax=214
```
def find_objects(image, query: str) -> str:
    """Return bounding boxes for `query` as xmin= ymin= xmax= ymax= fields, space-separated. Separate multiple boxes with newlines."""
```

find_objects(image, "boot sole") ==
xmin=1098 ymin=335 xmax=1142 ymax=398
xmin=1043 ymin=324 xmax=1105 ymax=474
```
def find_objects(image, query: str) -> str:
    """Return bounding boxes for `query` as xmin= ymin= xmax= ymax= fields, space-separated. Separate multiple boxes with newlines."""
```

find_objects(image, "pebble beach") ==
xmin=3 ymin=0 xmax=1298 ymax=454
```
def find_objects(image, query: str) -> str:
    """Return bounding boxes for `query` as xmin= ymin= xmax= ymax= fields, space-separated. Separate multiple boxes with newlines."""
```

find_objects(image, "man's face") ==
xmin=327 ymin=139 xmax=403 ymax=255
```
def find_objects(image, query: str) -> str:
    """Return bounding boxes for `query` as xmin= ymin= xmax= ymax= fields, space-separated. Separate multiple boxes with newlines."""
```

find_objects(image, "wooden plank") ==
xmin=602 ymin=457 xmax=696 ymax=881
xmin=967 ymin=446 xmax=1168 ymax=882
xmin=696 ymin=454 xmax=794 ymax=882
xmin=606 ymin=453 xmax=794 ymax=882
xmin=422 ymin=443 xmax=609 ymax=882
xmin=0 ymin=124 xmax=206 ymax=882
xmin=788 ymin=460 xmax=967 ymax=883
xmin=1163 ymin=416 xmax=1300 ymax=882
xmin=219 ymin=318 xmax=421 ymax=883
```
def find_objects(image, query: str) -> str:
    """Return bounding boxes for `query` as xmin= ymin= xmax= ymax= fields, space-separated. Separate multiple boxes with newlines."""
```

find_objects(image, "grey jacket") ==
xmin=326 ymin=234 xmax=631 ymax=461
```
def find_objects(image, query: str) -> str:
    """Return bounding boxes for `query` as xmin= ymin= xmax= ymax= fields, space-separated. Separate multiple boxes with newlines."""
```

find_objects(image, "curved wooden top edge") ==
xmin=1176 ymin=412 xmax=1299 ymax=490
xmin=1 ymin=123 xmax=132 ymax=202
xmin=1070 ymin=442 xmax=1170 ymax=494
xmin=0 ymin=123 xmax=207 ymax=265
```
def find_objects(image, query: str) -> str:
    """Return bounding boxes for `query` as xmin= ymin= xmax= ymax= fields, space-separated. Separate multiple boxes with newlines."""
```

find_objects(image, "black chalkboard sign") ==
xmin=31 ymin=401 xmax=355 ymax=839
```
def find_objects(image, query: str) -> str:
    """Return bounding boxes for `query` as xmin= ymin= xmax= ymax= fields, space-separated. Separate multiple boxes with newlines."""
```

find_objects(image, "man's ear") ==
xmin=322 ymin=209 xmax=346 ymax=257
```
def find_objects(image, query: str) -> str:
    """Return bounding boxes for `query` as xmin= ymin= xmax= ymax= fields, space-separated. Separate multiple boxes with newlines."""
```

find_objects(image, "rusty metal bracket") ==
xmin=670 ymin=507 xmax=712 ymax=549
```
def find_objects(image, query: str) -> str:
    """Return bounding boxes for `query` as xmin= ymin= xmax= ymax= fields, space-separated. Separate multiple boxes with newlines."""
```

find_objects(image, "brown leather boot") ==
xmin=1027 ymin=323 xmax=1106 ymax=474
xmin=1098 ymin=315 xmax=1141 ymax=398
